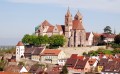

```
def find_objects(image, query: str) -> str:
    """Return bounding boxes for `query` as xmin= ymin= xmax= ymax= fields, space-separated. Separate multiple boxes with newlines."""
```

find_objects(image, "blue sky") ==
xmin=0 ymin=0 xmax=120 ymax=45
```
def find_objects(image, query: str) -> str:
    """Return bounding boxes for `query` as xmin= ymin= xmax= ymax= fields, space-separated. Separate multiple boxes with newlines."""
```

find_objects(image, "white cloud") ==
xmin=7 ymin=0 xmax=120 ymax=13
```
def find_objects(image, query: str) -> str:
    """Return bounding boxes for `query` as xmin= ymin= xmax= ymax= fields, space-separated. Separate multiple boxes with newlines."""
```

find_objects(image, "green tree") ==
xmin=49 ymin=35 xmax=66 ymax=48
xmin=34 ymin=35 xmax=44 ymax=46
xmin=0 ymin=60 xmax=7 ymax=71
xmin=22 ymin=34 xmax=37 ymax=45
xmin=112 ymin=48 xmax=120 ymax=55
xmin=60 ymin=65 xmax=68 ymax=74
xmin=104 ymin=26 xmax=112 ymax=34
xmin=43 ymin=35 xmax=49 ymax=45
xmin=114 ymin=34 xmax=120 ymax=44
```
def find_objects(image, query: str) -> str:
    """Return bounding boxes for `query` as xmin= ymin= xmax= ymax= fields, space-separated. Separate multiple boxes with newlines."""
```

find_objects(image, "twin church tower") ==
xmin=35 ymin=8 xmax=86 ymax=47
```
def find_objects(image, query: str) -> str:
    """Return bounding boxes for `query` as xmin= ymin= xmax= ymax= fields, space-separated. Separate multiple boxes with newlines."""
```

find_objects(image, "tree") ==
xmin=22 ymin=34 xmax=37 ymax=45
xmin=114 ymin=34 xmax=120 ymax=44
xmin=43 ymin=35 xmax=49 ymax=45
xmin=49 ymin=35 xmax=66 ymax=48
xmin=104 ymin=26 xmax=112 ymax=34
xmin=34 ymin=35 xmax=44 ymax=46
xmin=60 ymin=65 xmax=68 ymax=74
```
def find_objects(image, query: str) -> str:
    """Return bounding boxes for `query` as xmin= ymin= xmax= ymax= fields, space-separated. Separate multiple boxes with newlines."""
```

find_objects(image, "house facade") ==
xmin=86 ymin=32 xmax=94 ymax=46
xmin=40 ymin=49 xmax=66 ymax=64
xmin=65 ymin=54 xmax=91 ymax=73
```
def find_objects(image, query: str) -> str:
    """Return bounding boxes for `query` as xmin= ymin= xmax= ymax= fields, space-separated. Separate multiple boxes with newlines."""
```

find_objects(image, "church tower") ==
xmin=16 ymin=41 xmax=25 ymax=62
xmin=65 ymin=8 xmax=73 ymax=38
xmin=74 ymin=10 xmax=82 ymax=23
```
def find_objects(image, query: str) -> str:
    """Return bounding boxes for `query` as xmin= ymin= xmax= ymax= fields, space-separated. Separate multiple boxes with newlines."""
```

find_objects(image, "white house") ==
xmin=40 ymin=49 xmax=66 ymax=64
xmin=88 ymin=58 xmax=98 ymax=71
xmin=16 ymin=41 xmax=25 ymax=62
xmin=86 ymin=32 xmax=94 ymax=46
xmin=20 ymin=66 xmax=28 ymax=73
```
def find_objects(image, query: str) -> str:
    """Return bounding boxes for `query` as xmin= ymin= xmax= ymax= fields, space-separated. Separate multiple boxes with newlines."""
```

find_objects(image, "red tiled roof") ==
xmin=86 ymin=32 xmax=90 ymax=40
xmin=41 ymin=20 xmax=52 ymax=26
xmin=72 ymin=20 xmax=84 ymax=30
xmin=16 ymin=41 xmax=24 ymax=46
xmin=102 ymin=33 xmax=116 ymax=38
xmin=41 ymin=49 xmax=61 ymax=56
xmin=74 ymin=59 xmax=87 ymax=69
xmin=47 ymin=26 xmax=54 ymax=32
xmin=70 ymin=54 xmax=84 ymax=60
xmin=56 ymin=25 xmax=63 ymax=31
xmin=66 ymin=58 xmax=78 ymax=67
xmin=70 ymin=54 xmax=78 ymax=58
xmin=31 ymin=47 xmax=44 ymax=55
xmin=93 ymin=33 xmax=101 ymax=37
xmin=0 ymin=72 xmax=19 ymax=74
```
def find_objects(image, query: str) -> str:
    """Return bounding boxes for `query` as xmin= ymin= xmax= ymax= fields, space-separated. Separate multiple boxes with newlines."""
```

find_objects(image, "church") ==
xmin=35 ymin=8 xmax=93 ymax=47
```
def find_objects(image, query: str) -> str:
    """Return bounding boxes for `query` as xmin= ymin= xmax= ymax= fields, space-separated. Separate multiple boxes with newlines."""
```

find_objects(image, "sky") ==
xmin=0 ymin=0 xmax=120 ymax=46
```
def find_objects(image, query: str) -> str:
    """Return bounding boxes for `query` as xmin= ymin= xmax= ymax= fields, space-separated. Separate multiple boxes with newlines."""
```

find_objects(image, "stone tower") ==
xmin=65 ymin=8 xmax=73 ymax=38
xmin=72 ymin=10 xmax=86 ymax=47
xmin=16 ymin=41 xmax=25 ymax=62
xmin=74 ymin=10 xmax=82 ymax=23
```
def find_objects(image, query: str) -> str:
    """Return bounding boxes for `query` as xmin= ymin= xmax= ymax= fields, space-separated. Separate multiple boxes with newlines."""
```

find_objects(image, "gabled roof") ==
xmin=56 ymin=25 xmax=63 ymax=31
xmin=24 ymin=48 xmax=34 ymax=54
xmin=47 ymin=26 xmax=54 ymax=32
xmin=20 ymin=66 xmax=28 ymax=73
xmin=72 ymin=20 xmax=84 ymax=30
xmin=41 ymin=20 xmax=52 ymax=26
xmin=16 ymin=41 xmax=24 ymax=46
xmin=29 ymin=65 xmax=40 ymax=73
xmin=66 ymin=58 xmax=78 ymax=67
xmin=74 ymin=59 xmax=87 ymax=69
xmin=102 ymin=61 xmax=120 ymax=73
xmin=41 ymin=49 xmax=61 ymax=56
xmin=31 ymin=47 xmax=44 ymax=55
xmin=70 ymin=54 xmax=84 ymax=60
xmin=74 ymin=10 xmax=82 ymax=20
xmin=98 ymin=58 xmax=108 ymax=66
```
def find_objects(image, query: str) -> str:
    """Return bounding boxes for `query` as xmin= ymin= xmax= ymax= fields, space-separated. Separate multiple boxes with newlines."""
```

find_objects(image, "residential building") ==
xmin=86 ymin=32 xmax=94 ymax=46
xmin=101 ymin=33 xmax=116 ymax=43
xmin=40 ymin=49 xmax=66 ymax=64
xmin=97 ymin=58 xmax=108 ymax=73
xmin=24 ymin=47 xmax=45 ymax=61
xmin=16 ymin=41 xmax=25 ymax=62
xmin=88 ymin=58 xmax=98 ymax=72
xmin=65 ymin=54 xmax=90 ymax=73
xmin=31 ymin=47 xmax=45 ymax=61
